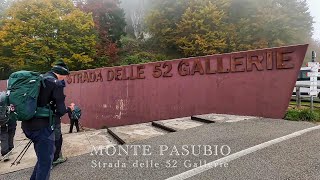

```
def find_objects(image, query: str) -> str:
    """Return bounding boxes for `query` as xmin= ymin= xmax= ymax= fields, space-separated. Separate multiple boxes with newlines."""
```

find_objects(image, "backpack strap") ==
xmin=38 ymin=74 xmax=59 ymax=130
xmin=39 ymin=74 xmax=47 ymax=88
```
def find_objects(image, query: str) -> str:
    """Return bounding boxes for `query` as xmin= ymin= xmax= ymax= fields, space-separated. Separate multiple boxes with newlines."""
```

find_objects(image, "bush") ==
xmin=285 ymin=109 xmax=320 ymax=122
xmin=285 ymin=109 xmax=301 ymax=121
xmin=120 ymin=52 xmax=168 ymax=65
xmin=119 ymin=36 xmax=141 ymax=55
xmin=118 ymin=36 xmax=180 ymax=66
xmin=299 ymin=109 xmax=319 ymax=121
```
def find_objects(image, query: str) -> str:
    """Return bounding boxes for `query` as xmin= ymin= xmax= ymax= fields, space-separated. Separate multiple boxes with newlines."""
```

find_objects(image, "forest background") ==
xmin=0 ymin=0 xmax=318 ymax=79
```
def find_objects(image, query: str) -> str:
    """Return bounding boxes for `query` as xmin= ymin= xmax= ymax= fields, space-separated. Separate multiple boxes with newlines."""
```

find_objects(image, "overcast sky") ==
xmin=308 ymin=0 xmax=320 ymax=40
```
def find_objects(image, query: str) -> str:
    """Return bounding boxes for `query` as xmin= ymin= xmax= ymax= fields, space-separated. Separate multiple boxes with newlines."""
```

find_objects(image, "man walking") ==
xmin=21 ymin=60 xmax=69 ymax=180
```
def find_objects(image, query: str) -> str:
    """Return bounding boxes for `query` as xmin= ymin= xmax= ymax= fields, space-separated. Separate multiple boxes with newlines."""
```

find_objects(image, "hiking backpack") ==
xmin=6 ymin=71 xmax=52 ymax=122
xmin=0 ymin=91 xmax=8 ymax=126
xmin=71 ymin=106 xmax=81 ymax=120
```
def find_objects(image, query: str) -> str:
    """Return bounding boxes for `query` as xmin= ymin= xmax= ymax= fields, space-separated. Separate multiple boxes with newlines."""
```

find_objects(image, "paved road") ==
xmin=1 ymin=118 xmax=320 ymax=180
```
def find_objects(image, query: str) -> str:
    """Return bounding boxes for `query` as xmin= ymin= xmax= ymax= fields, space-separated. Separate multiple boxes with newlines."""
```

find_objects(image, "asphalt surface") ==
xmin=1 ymin=118 xmax=319 ymax=180
xmin=193 ymin=129 xmax=320 ymax=180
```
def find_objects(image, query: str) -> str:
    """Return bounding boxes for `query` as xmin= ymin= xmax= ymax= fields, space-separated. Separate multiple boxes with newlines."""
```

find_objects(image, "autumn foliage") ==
xmin=0 ymin=0 xmax=318 ymax=80
xmin=76 ymin=0 xmax=126 ymax=66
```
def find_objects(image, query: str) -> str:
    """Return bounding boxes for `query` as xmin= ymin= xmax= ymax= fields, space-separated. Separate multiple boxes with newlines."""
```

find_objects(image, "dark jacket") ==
xmin=7 ymin=119 xmax=17 ymax=130
xmin=0 ymin=109 xmax=16 ymax=131
xmin=67 ymin=107 xmax=73 ymax=120
xmin=22 ymin=72 xmax=67 ymax=130
xmin=67 ymin=107 xmax=80 ymax=120
xmin=0 ymin=119 xmax=16 ymax=132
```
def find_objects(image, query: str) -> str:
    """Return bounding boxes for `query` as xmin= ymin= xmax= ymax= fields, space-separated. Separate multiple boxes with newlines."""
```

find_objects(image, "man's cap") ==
xmin=51 ymin=60 xmax=70 ymax=75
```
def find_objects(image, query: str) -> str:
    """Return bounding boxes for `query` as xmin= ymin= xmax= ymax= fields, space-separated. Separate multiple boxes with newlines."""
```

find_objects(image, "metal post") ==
xmin=312 ymin=51 xmax=316 ymax=62
xmin=296 ymin=86 xmax=301 ymax=108
xmin=311 ymin=96 xmax=314 ymax=111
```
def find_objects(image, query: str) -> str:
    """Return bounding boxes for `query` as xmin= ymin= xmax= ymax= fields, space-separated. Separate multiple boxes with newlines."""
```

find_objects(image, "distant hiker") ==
xmin=68 ymin=103 xmax=82 ymax=133
xmin=0 ymin=91 xmax=16 ymax=162
xmin=6 ymin=60 xmax=70 ymax=180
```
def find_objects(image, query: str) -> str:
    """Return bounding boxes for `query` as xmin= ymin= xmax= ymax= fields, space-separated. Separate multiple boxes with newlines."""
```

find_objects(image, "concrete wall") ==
xmin=0 ymin=44 xmax=308 ymax=128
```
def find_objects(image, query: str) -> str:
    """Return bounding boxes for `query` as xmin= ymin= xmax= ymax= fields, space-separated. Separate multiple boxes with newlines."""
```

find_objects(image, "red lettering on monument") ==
xmin=205 ymin=58 xmax=216 ymax=74
xmin=107 ymin=69 xmax=114 ymax=81
xmin=83 ymin=72 xmax=89 ymax=83
xmin=65 ymin=48 xmax=296 ymax=84
xmin=89 ymin=72 xmax=96 ymax=82
xmin=163 ymin=62 xmax=173 ymax=77
xmin=191 ymin=59 xmax=205 ymax=75
xmin=231 ymin=55 xmax=246 ymax=73
xmin=115 ymin=68 xmax=122 ymax=81
xmin=267 ymin=51 xmax=273 ymax=70
xmin=77 ymin=73 xmax=83 ymax=83
xmin=137 ymin=65 xmax=146 ymax=79
xmin=247 ymin=54 xmax=264 ymax=71
xmin=153 ymin=63 xmax=162 ymax=78
xmin=121 ymin=67 xmax=129 ymax=80
xmin=129 ymin=66 xmax=137 ymax=80
xmin=96 ymin=71 xmax=103 ymax=82
xmin=67 ymin=75 xmax=73 ymax=84
xmin=217 ymin=57 xmax=230 ymax=73
xmin=277 ymin=50 xmax=294 ymax=69
xmin=178 ymin=60 xmax=190 ymax=76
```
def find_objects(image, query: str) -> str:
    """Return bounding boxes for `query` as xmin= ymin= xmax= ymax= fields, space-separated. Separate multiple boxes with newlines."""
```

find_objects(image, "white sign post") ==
xmin=307 ymin=62 xmax=320 ymax=96
xmin=307 ymin=61 xmax=320 ymax=110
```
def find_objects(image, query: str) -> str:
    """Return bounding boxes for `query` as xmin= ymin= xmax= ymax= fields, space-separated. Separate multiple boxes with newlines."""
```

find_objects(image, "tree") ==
xmin=0 ymin=61 xmax=12 ymax=80
xmin=224 ymin=0 xmax=261 ymax=51
xmin=252 ymin=0 xmax=313 ymax=47
xmin=0 ymin=0 xmax=97 ymax=74
xmin=146 ymin=0 xmax=314 ymax=56
xmin=77 ymin=0 xmax=126 ymax=66
xmin=175 ymin=0 xmax=229 ymax=56
xmin=146 ymin=0 xmax=188 ymax=50
xmin=223 ymin=0 xmax=313 ymax=51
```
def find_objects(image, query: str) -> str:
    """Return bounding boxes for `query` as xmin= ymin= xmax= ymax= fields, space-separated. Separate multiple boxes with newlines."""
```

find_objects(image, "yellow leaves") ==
xmin=147 ymin=0 xmax=312 ymax=58
xmin=62 ymin=9 xmax=95 ymax=31
xmin=175 ymin=0 xmax=227 ymax=57
xmin=146 ymin=0 xmax=232 ymax=56
xmin=71 ymin=53 xmax=94 ymax=64
xmin=68 ymin=53 xmax=94 ymax=69
xmin=0 ymin=30 xmax=7 ymax=40
xmin=0 ymin=0 xmax=97 ymax=72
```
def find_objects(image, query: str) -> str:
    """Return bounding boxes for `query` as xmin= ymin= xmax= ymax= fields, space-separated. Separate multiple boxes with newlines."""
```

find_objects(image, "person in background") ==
xmin=68 ymin=103 xmax=81 ymax=133
xmin=0 ymin=121 xmax=16 ymax=162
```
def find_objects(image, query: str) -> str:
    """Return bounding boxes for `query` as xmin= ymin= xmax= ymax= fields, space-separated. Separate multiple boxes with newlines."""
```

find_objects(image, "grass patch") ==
xmin=285 ymin=109 xmax=301 ymax=121
xmin=285 ymin=109 xmax=320 ymax=122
